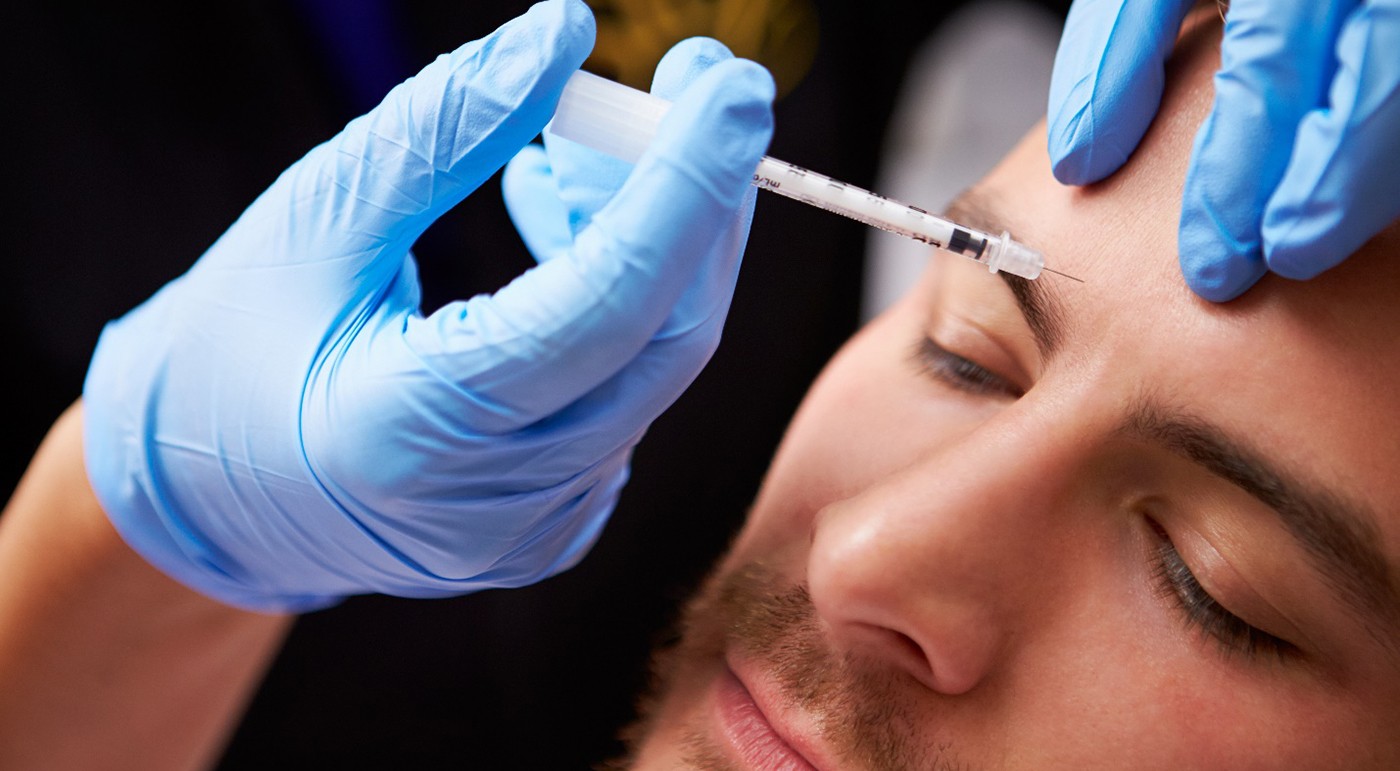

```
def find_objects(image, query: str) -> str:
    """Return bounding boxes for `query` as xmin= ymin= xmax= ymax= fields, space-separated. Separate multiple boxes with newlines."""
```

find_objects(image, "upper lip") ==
xmin=725 ymin=652 xmax=841 ymax=771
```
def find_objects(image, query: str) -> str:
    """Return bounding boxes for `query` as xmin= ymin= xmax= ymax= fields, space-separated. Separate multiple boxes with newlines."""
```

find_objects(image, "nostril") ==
xmin=891 ymin=630 xmax=921 ymax=659
xmin=851 ymin=623 xmax=990 ymax=695
xmin=889 ymin=629 xmax=939 ymax=689
xmin=845 ymin=623 xmax=939 ymax=691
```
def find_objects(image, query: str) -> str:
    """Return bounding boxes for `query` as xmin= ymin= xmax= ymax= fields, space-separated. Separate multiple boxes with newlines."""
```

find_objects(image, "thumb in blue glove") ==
xmin=82 ymin=0 xmax=776 ymax=612
xmin=1046 ymin=0 xmax=1400 ymax=301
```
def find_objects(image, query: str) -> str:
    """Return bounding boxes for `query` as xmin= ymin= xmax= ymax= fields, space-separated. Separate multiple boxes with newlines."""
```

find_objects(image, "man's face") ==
xmin=618 ymin=17 xmax=1400 ymax=771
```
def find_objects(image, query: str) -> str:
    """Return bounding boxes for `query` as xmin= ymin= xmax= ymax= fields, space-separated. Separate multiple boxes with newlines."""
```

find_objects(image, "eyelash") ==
xmin=1146 ymin=519 xmax=1296 ymax=663
xmin=912 ymin=338 xmax=1024 ymax=399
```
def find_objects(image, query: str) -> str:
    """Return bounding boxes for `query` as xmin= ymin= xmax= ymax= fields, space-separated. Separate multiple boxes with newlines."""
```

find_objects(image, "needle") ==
xmin=1041 ymin=270 xmax=1080 ymax=285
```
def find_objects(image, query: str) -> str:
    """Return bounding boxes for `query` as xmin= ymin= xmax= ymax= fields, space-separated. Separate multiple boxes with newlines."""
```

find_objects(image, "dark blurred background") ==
xmin=2 ymin=0 xmax=1067 ymax=767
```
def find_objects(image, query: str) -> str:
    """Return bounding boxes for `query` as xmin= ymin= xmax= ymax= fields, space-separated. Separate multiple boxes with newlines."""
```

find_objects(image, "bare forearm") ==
xmin=0 ymin=401 xmax=293 ymax=770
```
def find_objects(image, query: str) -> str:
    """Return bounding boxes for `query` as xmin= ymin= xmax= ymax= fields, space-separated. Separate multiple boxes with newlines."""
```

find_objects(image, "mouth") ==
xmin=712 ymin=660 xmax=829 ymax=770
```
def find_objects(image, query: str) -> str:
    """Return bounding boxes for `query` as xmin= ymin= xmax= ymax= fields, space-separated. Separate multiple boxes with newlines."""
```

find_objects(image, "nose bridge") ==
xmin=806 ymin=403 xmax=1076 ymax=695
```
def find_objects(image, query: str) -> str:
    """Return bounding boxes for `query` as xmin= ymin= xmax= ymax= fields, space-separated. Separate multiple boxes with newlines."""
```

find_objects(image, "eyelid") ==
xmin=913 ymin=337 xmax=1024 ymax=400
xmin=1145 ymin=517 xmax=1304 ymax=663
xmin=929 ymin=269 xmax=1042 ymax=385
xmin=926 ymin=312 xmax=1036 ymax=393
xmin=1171 ymin=516 xmax=1319 ymax=652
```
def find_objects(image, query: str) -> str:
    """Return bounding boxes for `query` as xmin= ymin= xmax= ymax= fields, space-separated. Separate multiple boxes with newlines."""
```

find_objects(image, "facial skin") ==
xmin=606 ymin=12 xmax=1400 ymax=771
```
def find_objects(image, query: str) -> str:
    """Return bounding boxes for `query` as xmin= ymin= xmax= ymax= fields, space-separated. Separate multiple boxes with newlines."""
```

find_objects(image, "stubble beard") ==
xmin=597 ymin=561 xmax=962 ymax=770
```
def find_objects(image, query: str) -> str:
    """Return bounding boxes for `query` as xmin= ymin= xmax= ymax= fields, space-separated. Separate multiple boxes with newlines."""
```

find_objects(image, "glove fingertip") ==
xmin=651 ymin=37 xmax=736 ymax=100
xmin=1046 ymin=0 xmax=1187 ymax=186
xmin=1045 ymin=85 xmax=1097 ymax=184
xmin=1260 ymin=173 xmax=1341 ymax=281
xmin=1049 ymin=137 xmax=1108 ymax=186
xmin=502 ymin=144 xmax=552 ymax=204
xmin=502 ymin=144 xmax=576 ymax=264
xmin=1263 ymin=204 xmax=1353 ymax=280
xmin=1178 ymin=215 xmax=1268 ymax=302
xmin=1046 ymin=98 xmax=1149 ymax=186
xmin=1181 ymin=261 xmax=1261 ymax=302
xmin=713 ymin=58 xmax=777 ymax=127
xmin=653 ymin=58 xmax=775 ymax=200
xmin=1264 ymin=243 xmax=1345 ymax=281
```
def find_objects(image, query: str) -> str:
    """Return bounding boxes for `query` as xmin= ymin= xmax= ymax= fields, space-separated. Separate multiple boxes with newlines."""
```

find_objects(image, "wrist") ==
xmin=0 ymin=401 xmax=294 ymax=769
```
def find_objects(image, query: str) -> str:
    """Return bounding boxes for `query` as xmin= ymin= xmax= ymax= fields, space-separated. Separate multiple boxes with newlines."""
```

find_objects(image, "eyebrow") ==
xmin=943 ymin=189 xmax=1399 ymax=649
xmin=942 ymin=191 xmax=1066 ymax=356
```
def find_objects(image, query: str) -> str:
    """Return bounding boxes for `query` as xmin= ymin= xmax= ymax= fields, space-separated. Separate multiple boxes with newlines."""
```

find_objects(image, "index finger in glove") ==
xmin=1047 ymin=0 xmax=1197 ymax=186
xmin=213 ymin=0 xmax=594 ymax=275
xmin=405 ymin=58 xmax=776 ymax=433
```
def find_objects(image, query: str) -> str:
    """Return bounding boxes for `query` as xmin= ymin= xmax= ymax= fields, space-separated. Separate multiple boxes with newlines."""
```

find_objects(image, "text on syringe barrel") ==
xmin=751 ymin=157 xmax=991 ymax=261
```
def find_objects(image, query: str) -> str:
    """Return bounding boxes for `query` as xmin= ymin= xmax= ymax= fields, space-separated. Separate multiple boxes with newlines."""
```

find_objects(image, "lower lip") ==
xmin=713 ymin=667 xmax=818 ymax=771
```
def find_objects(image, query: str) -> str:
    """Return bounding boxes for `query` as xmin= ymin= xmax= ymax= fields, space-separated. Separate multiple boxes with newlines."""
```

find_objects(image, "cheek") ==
xmin=730 ymin=303 xmax=999 ymax=559
xmin=999 ymin=549 xmax=1380 ymax=769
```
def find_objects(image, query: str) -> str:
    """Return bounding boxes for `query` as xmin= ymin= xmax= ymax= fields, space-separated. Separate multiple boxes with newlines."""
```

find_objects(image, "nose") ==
xmin=806 ymin=415 xmax=1073 ymax=695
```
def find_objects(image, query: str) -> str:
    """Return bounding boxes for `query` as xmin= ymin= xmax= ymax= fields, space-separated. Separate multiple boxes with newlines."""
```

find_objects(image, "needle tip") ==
xmin=1042 ymin=267 xmax=1085 ymax=283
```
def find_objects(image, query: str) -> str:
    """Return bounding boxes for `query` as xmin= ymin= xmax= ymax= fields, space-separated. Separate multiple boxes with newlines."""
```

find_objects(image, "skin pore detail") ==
xmin=601 ymin=7 xmax=1400 ymax=769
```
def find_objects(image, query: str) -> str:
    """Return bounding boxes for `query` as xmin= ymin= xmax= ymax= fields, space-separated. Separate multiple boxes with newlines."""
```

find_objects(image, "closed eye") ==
xmin=911 ymin=337 xmax=1024 ymax=399
xmin=1146 ymin=518 xmax=1298 ymax=663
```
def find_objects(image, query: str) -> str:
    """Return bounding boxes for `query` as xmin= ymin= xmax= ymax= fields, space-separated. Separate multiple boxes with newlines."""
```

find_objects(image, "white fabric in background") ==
xmin=862 ymin=0 xmax=1062 ymax=322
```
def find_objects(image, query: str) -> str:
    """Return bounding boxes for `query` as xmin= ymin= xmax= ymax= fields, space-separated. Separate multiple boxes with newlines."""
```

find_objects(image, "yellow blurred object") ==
xmin=585 ymin=0 xmax=819 ymax=99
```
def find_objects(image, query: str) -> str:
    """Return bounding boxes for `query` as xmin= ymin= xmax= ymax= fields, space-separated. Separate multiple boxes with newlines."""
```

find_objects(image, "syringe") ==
xmin=547 ymin=69 xmax=1071 ymax=282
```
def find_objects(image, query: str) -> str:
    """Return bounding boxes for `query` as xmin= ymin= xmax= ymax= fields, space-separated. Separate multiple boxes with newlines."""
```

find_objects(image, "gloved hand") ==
xmin=1047 ymin=0 xmax=1400 ymax=301
xmin=81 ymin=0 xmax=775 ymax=613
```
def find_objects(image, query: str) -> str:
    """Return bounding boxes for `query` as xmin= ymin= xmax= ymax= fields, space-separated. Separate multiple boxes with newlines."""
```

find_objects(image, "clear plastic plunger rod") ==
xmin=546 ymin=70 xmax=1059 ymax=281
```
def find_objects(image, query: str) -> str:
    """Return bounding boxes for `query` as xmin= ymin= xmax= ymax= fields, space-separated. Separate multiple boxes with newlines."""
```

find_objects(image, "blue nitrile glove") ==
xmin=1047 ymin=0 xmax=1400 ymax=301
xmin=81 ymin=0 xmax=776 ymax=613
xmin=503 ymin=37 xmax=753 ymax=349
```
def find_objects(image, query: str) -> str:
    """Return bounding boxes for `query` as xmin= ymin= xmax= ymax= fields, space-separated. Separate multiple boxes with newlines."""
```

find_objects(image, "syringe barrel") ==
xmin=752 ymin=157 xmax=963 ymax=250
xmin=547 ymin=71 xmax=1048 ymax=281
